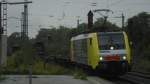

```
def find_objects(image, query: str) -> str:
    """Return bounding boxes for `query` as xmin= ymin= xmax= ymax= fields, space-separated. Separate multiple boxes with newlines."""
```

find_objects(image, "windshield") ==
xmin=98 ymin=33 xmax=125 ymax=50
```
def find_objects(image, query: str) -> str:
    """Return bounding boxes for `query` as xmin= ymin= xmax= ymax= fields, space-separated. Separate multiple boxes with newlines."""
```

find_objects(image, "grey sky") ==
xmin=6 ymin=0 xmax=150 ymax=37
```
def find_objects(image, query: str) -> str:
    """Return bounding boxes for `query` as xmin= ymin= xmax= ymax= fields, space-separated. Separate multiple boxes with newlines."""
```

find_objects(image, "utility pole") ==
xmin=77 ymin=16 xmax=80 ymax=28
xmin=0 ymin=1 xmax=32 ymax=84
xmin=0 ymin=1 xmax=7 ymax=67
xmin=0 ymin=2 xmax=3 ymax=66
xmin=23 ymin=0 xmax=29 ymax=40
xmin=0 ymin=0 xmax=32 ymax=67
xmin=0 ymin=2 xmax=2 ymax=34
xmin=113 ymin=13 xmax=125 ymax=30
xmin=122 ymin=13 xmax=125 ymax=30
xmin=21 ymin=11 xmax=27 ymax=40
xmin=1 ymin=0 xmax=32 ymax=40
xmin=23 ymin=1 xmax=32 ymax=84
xmin=2 ymin=0 xmax=7 ymax=35
xmin=21 ymin=12 xmax=24 ymax=40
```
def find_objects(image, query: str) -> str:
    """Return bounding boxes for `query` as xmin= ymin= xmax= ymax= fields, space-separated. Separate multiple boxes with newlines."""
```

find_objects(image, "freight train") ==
xmin=70 ymin=31 xmax=132 ymax=75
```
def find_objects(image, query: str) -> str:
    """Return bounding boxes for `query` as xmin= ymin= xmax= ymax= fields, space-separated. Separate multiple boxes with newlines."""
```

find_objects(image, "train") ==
xmin=70 ymin=31 xmax=132 ymax=75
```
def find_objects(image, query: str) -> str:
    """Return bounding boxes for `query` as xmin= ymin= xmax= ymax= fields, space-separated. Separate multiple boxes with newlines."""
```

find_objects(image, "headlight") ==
xmin=100 ymin=57 xmax=103 ymax=61
xmin=123 ymin=56 xmax=127 ymax=60
xmin=110 ymin=46 xmax=114 ymax=50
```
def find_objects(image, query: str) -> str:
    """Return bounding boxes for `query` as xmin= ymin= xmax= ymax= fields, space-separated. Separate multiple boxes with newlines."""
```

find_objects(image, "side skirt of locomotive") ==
xmin=70 ymin=61 xmax=131 ymax=76
xmin=95 ymin=61 xmax=131 ymax=75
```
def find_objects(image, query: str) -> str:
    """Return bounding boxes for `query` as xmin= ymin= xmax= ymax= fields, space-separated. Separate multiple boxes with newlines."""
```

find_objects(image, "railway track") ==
xmin=56 ymin=61 xmax=150 ymax=84
xmin=118 ymin=72 xmax=150 ymax=84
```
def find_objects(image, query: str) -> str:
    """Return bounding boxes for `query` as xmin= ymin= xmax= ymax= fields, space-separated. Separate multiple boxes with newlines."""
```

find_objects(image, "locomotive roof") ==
xmin=71 ymin=31 xmax=124 ymax=41
xmin=71 ymin=33 xmax=94 ymax=41
xmin=97 ymin=31 xmax=124 ymax=35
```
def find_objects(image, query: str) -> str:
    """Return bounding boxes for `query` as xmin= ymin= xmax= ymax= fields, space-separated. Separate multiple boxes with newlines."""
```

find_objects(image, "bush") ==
xmin=73 ymin=68 xmax=87 ymax=80
xmin=6 ymin=57 xmax=72 ymax=75
xmin=0 ymin=67 xmax=7 ymax=81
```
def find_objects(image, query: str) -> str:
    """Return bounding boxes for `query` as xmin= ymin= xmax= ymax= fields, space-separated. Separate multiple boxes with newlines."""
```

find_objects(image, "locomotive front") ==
xmin=96 ymin=32 xmax=131 ymax=74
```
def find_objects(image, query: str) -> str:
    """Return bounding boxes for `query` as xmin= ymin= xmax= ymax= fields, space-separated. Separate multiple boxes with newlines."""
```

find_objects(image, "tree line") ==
xmin=7 ymin=12 xmax=150 ymax=66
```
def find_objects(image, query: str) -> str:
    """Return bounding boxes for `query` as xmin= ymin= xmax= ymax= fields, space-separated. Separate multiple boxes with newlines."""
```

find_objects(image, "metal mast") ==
xmin=113 ymin=13 xmax=125 ymax=30
xmin=21 ymin=12 xmax=24 ymax=40
xmin=0 ymin=0 xmax=7 ymax=67
xmin=0 ymin=0 xmax=32 ymax=66
xmin=2 ymin=0 xmax=7 ymax=35
xmin=23 ymin=0 xmax=28 ymax=40
xmin=1 ymin=0 xmax=32 ymax=40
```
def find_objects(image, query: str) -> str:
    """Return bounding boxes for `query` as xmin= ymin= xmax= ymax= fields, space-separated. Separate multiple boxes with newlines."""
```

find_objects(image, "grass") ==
xmin=5 ymin=56 xmax=88 ymax=78
xmin=73 ymin=68 xmax=87 ymax=80
xmin=5 ymin=56 xmax=88 ymax=80
xmin=4 ymin=61 xmax=72 ymax=75
xmin=4 ymin=58 xmax=88 ymax=80
xmin=32 ymin=62 xmax=72 ymax=75
xmin=5 ymin=55 xmax=73 ymax=75
xmin=0 ymin=67 xmax=7 ymax=82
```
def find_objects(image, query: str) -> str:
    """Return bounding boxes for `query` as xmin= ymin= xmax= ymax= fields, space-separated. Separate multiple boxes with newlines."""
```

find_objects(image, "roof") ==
xmin=71 ymin=33 xmax=94 ymax=41
xmin=71 ymin=31 xmax=124 ymax=41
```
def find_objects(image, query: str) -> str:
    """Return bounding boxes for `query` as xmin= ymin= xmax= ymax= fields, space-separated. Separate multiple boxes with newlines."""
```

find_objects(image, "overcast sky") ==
xmin=6 ymin=0 xmax=150 ymax=38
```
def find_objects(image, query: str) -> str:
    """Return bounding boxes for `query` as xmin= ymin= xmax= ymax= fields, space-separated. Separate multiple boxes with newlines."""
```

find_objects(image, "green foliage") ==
xmin=93 ymin=18 xmax=121 ymax=32
xmin=6 ymin=53 xmax=32 ymax=74
xmin=40 ymin=63 xmax=71 ymax=75
xmin=7 ymin=32 xmax=22 ymax=56
xmin=5 ymin=39 xmax=37 ymax=74
xmin=6 ymin=57 xmax=72 ymax=75
xmin=126 ymin=12 xmax=150 ymax=58
xmin=70 ymin=18 xmax=120 ymax=37
xmin=6 ymin=26 xmax=73 ymax=75
xmin=0 ymin=67 xmax=6 ymax=82
xmin=22 ymin=42 xmax=36 ymax=65
xmin=36 ymin=26 xmax=71 ymax=59
xmin=73 ymin=68 xmax=87 ymax=80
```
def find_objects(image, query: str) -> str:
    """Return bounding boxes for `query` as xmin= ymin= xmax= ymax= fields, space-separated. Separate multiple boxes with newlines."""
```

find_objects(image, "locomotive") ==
xmin=70 ymin=31 xmax=132 ymax=75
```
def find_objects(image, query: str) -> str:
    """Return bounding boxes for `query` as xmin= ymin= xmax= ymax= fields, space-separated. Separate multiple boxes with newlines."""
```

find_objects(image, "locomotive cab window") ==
xmin=97 ymin=33 xmax=125 ymax=50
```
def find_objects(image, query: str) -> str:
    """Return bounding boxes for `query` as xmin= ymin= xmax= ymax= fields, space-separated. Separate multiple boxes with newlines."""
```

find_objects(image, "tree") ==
xmin=92 ymin=18 xmax=121 ymax=32
xmin=70 ymin=23 xmax=87 ymax=37
xmin=35 ymin=26 xmax=72 ymax=61
xmin=126 ymin=12 xmax=150 ymax=58
xmin=7 ymin=32 xmax=22 ymax=55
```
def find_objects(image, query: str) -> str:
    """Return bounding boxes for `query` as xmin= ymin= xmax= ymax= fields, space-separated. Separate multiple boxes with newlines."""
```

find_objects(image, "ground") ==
xmin=0 ymin=75 xmax=114 ymax=84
